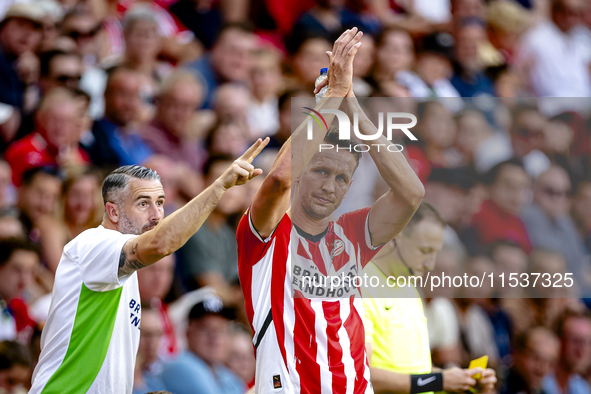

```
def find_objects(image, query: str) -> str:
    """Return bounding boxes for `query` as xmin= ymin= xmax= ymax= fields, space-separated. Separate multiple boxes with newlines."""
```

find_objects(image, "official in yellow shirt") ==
xmin=361 ymin=203 xmax=497 ymax=394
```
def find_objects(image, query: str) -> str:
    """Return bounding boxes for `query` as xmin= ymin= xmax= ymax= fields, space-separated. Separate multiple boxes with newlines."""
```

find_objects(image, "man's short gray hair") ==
xmin=102 ymin=165 xmax=160 ymax=207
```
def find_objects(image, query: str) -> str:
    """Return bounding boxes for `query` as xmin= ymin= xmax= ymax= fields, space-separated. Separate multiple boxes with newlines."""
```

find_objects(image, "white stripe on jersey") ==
xmin=311 ymin=300 xmax=332 ymax=393
xmin=339 ymin=300 xmax=356 ymax=394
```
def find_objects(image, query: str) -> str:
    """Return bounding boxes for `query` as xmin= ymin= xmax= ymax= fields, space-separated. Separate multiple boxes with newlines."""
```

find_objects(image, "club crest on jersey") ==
xmin=331 ymin=239 xmax=345 ymax=258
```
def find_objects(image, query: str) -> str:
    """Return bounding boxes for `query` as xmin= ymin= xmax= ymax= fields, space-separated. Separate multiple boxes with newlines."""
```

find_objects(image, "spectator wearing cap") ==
xmin=451 ymin=17 xmax=496 ymax=97
xmin=159 ymin=296 xmax=244 ymax=394
xmin=83 ymin=67 xmax=154 ymax=167
xmin=185 ymin=23 xmax=256 ymax=109
xmin=0 ymin=239 xmax=39 ymax=343
xmin=16 ymin=166 xmax=64 ymax=273
xmin=521 ymin=166 xmax=591 ymax=290
xmin=470 ymin=159 xmax=532 ymax=253
xmin=502 ymin=327 xmax=560 ymax=394
xmin=0 ymin=4 xmax=43 ymax=110
xmin=397 ymin=32 xmax=462 ymax=103
xmin=543 ymin=313 xmax=591 ymax=394
xmin=36 ymin=0 xmax=63 ymax=53
xmin=5 ymin=87 xmax=90 ymax=187
xmin=486 ymin=1 xmax=531 ymax=65
xmin=0 ymin=340 xmax=31 ymax=393
xmin=515 ymin=0 xmax=591 ymax=99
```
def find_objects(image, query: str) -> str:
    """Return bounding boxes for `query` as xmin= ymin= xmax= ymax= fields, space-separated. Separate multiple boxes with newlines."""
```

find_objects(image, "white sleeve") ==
xmin=74 ymin=229 xmax=137 ymax=292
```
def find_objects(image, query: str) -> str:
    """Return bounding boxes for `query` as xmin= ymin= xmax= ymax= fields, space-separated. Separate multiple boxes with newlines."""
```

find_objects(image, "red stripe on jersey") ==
xmin=344 ymin=298 xmax=368 ymax=394
xmin=236 ymin=211 xmax=276 ymax=334
xmin=271 ymin=217 xmax=291 ymax=370
xmin=322 ymin=301 xmax=347 ymax=393
xmin=294 ymin=297 xmax=321 ymax=394
xmin=305 ymin=239 xmax=327 ymax=276
xmin=297 ymin=239 xmax=312 ymax=260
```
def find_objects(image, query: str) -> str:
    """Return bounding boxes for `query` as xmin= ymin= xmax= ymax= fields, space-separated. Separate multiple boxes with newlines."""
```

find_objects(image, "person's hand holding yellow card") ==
xmin=468 ymin=356 xmax=488 ymax=380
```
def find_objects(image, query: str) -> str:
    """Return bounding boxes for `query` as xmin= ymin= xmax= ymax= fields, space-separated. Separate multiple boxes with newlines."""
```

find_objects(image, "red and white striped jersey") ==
xmin=237 ymin=207 xmax=382 ymax=394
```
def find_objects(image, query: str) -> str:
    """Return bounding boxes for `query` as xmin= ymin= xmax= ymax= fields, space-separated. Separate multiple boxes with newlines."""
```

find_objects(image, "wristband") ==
xmin=411 ymin=372 xmax=443 ymax=394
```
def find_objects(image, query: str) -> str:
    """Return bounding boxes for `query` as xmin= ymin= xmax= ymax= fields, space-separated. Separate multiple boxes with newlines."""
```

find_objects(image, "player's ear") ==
xmin=105 ymin=202 xmax=120 ymax=224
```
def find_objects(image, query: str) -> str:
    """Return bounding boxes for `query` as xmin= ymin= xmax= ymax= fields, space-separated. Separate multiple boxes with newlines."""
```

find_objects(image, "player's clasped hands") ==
xmin=313 ymin=27 xmax=363 ymax=97
xmin=443 ymin=367 xmax=497 ymax=393
xmin=217 ymin=137 xmax=270 ymax=190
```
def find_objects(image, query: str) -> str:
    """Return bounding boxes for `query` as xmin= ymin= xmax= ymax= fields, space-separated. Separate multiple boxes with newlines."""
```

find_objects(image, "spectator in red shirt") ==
xmin=471 ymin=158 xmax=533 ymax=253
xmin=4 ymin=87 xmax=90 ymax=186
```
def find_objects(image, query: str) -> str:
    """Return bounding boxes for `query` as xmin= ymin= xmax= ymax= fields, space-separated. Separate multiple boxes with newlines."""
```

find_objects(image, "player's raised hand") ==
xmin=217 ymin=137 xmax=269 ymax=190
xmin=314 ymin=27 xmax=363 ymax=97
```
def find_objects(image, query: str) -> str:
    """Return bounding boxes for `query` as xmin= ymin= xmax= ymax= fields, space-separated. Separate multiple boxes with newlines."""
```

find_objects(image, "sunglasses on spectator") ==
xmin=541 ymin=187 xmax=570 ymax=198
xmin=55 ymin=74 xmax=82 ymax=83
xmin=66 ymin=24 xmax=102 ymax=41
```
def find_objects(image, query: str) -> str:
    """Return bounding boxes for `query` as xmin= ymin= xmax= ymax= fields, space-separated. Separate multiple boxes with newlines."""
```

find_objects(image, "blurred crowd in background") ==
xmin=0 ymin=0 xmax=591 ymax=393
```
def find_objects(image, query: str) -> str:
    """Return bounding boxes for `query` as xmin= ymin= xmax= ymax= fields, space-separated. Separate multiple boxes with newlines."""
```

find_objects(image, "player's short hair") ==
xmin=402 ymin=202 xmax=446 ymax=235
xmin=0 ymin=238 xmax=40 ymax=268
xmin=323 ymin=125 xmax=362 ymax=170
xmin=102 ymin=165 xmax=160 ymax=207
xmin=0 ymin=341 xmax=31 ymax=370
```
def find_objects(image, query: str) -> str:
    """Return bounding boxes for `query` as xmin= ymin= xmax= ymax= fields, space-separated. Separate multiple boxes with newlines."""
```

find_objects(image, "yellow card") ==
xmin=468 ymin=355 xmax=488 ymax=380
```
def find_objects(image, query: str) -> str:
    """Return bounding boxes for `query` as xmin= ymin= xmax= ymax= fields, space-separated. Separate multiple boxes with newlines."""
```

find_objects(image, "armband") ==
xmin=410 ymin=372 xmax=443 ymax=394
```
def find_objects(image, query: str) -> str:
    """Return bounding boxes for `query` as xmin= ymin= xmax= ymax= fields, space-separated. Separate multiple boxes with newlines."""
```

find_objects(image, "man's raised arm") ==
xmin=118 ymin=138 xmax=268 ymax=276
xmin=251 ymin=28 xmax=364 ymax=238
xmin=346 ymin=98 xmax=425 ymax=246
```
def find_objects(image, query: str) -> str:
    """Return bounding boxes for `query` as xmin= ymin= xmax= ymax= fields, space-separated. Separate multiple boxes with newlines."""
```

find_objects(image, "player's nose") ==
xmin=148 ymin=203 xmax=163 ymax=220
xmin=321 ymin=178 xmax=336 ymax=194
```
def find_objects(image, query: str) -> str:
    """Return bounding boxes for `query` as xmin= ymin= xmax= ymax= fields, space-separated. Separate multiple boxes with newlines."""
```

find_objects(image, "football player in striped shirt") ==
xmin=236 ymin=27 xmax=425 ymax=394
